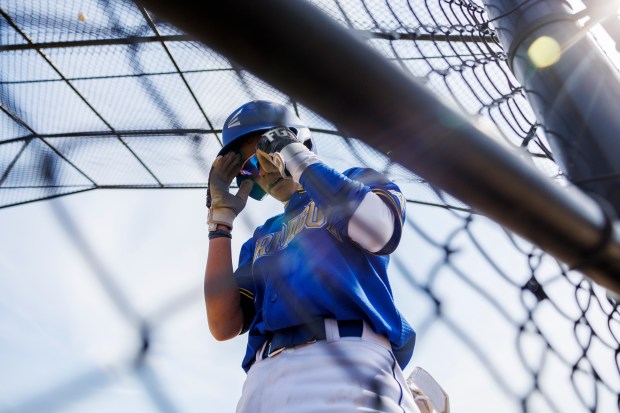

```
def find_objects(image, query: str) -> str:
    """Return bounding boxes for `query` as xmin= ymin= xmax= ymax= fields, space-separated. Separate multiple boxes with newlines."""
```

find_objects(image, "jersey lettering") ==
xmin=253 ymin=201 xmax=327 ymax=261
xmin=253 ymin=233 xmax=275 ymax=260
xmin=305 ymin=202 xmax=324 ymax=228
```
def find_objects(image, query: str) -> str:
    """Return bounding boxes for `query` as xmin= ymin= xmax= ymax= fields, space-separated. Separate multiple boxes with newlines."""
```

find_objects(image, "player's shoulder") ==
xmin=253 ymin=213 xmax=285 ymax=237
xmin=242 ymin=215 xmax=281 ymax=251
xmin=343 ymin=167 xmax=392 ymax=186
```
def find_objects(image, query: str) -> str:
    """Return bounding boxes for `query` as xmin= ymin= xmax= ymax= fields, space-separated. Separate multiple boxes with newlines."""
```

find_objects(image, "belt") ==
xmin=261 ymin=319 xmax=364 ymax=359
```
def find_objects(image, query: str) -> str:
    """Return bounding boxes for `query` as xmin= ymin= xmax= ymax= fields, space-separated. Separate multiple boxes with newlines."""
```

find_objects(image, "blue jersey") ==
xmin=235 ymin=163 xmax=415 ymax=372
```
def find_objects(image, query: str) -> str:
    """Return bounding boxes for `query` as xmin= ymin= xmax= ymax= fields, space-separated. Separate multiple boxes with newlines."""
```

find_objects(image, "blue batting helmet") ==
xmin=219 ymin=100 xmax=313 ymax=200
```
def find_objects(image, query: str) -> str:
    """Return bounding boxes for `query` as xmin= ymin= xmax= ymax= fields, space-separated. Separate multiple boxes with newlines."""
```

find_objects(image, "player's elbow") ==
xmin=207 ymin=310 xmax=243 ymax=341
xmin=208 ymin=321 xmax=240 ymax=341
xmin=210 ymin=328 xmax=238 ymax=342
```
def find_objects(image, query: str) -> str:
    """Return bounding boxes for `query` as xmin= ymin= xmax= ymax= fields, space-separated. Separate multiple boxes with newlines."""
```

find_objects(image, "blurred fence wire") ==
xmin=1 ymin=0 xmax=619 ymax=412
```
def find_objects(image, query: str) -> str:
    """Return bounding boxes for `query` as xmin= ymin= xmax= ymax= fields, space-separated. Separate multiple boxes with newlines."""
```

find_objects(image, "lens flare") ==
xmin=528 ymin=36 xmax=561 ymax=68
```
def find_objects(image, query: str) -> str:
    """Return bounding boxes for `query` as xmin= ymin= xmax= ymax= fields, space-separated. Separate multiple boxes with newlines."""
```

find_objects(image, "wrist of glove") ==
xmin=279 ymin=143 xmax=320 ymax=182
xmin=256 ymin=127 xmax=320 ymax=182
xmin=207 ymin=208 xmax=236 ymax=231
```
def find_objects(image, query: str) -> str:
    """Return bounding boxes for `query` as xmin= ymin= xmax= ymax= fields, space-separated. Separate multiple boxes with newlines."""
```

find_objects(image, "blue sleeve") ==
xmin=299 ymin=163 xmax=370 ymax=235
xmin=299 ymin=164 xmax=407 ymax=254
xmin=235 ymin=238 xmax=255 ymax=335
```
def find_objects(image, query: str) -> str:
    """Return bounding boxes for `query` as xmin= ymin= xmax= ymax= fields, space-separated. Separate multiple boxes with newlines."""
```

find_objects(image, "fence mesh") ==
xmin=1 ymin=0 xmax=619 ymax=412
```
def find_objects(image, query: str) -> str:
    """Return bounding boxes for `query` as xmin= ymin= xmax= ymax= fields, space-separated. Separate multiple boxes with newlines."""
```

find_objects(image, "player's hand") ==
xmin=206 ymin=153 xmax=253 ymax=231
xmin=256 ymin=127 xmax=309 ymax=179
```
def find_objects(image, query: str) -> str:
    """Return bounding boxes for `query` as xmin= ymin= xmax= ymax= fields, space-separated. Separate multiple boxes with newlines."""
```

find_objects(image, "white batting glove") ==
xmin=255 ymin=127 xmax=320 ymax=182
xmin=407 ymin=367 xmax=450 ymax=413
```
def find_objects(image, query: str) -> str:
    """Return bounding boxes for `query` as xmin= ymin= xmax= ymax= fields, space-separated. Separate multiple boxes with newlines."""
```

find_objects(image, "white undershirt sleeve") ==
xmin=347 ymin=192 xmax=395 ymax=253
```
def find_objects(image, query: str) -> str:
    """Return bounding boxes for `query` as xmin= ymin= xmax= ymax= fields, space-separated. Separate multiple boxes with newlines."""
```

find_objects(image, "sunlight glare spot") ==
xmin=528 ymin=36 xmax=562 ymax=68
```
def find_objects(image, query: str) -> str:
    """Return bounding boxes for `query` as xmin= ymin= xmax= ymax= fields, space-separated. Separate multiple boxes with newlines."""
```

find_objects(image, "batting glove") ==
xmin=255 ymin=127 xmax=320 ymax=182
xmin=206 ymin=153 xmax=253 ymax=231
xmin=407 ymin=367 xmax=450 ymax=413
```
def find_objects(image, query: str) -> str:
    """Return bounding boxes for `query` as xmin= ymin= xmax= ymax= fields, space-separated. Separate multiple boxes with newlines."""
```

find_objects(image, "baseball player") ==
xmin=205 ymin=100 xmax=420 ymax=412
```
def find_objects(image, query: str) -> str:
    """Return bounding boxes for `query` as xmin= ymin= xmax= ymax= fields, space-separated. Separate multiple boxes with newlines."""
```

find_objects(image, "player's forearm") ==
xmin=204 ymin=238 xmax=244 ymax=341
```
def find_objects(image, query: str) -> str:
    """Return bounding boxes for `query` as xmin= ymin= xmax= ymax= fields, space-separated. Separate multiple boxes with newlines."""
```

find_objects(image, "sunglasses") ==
xmin=240 ymin=154 xmax=262 ymax=178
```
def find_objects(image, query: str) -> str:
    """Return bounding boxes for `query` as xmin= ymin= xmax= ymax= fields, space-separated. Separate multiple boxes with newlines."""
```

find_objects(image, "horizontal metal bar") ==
xmin=0 ymin=184 xmax=204 ymax=189
xmin=0 ymin=127 xmax=345 ymax=145
xmin=0 ymin=129 xmax=214 ymax=145
xmin=363 ymin=30 xmax=498 ymax=44
xmin=38 ymin=128 xmax=217 ymax=138
xmin=0 ymin=34 xmax=193 ymax=51
xmin=0 ymin=187 xmax=96 ymax=209
xmin=0 ymin=67 xmax=235 ymax=85
xmin=0 ymin=189 xmax=471 ymax=215
xmin=0 ymin=30 xmax=496 ymax=53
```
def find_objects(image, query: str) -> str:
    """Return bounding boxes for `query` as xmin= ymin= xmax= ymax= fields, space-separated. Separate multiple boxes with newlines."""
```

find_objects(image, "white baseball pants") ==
xmin=236 ymin=320 xmax=420 ymax=413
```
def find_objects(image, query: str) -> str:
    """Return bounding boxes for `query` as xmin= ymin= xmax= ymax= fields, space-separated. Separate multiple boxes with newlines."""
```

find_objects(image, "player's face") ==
xmin=238 ymin=134 xmax=300 ymax=202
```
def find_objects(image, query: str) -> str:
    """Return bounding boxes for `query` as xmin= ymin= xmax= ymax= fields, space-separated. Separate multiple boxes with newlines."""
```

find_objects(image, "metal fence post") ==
xmin=483 ymin=0 xmax=620 ymax=217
